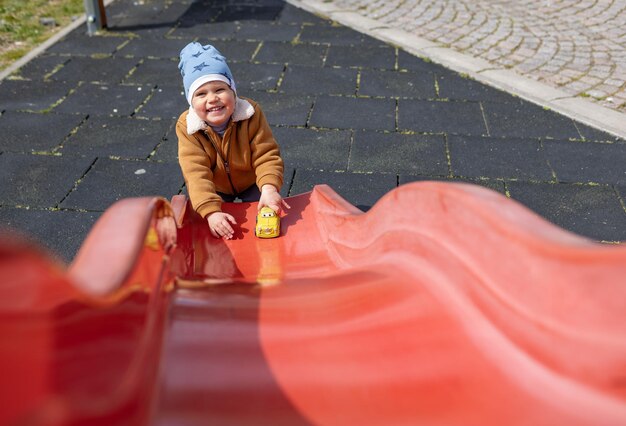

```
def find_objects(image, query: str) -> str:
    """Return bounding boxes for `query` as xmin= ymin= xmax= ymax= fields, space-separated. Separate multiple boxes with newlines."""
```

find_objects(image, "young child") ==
xmin=176 ymin=42 xmax=289 ymax=239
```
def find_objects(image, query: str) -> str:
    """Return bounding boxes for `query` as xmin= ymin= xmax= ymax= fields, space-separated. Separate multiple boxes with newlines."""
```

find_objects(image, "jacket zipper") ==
xmin=223 ymin=159 xmax=238 ymax=196
xmin=208 ymin=132 xmax=238 ymax=196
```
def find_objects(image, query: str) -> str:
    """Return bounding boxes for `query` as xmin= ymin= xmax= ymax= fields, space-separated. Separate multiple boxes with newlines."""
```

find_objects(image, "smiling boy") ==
xmin=176 ymin=42 xmax=289 ymax=239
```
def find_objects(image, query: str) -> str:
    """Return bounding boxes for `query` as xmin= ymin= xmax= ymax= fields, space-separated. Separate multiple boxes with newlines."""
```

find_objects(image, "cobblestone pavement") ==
xmin=314 ymin=0 xmax=626 ymax=112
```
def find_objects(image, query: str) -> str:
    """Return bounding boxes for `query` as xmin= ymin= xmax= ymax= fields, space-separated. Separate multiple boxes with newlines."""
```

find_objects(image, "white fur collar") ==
xmin=186 ymin=97 xmax=255 ymax=135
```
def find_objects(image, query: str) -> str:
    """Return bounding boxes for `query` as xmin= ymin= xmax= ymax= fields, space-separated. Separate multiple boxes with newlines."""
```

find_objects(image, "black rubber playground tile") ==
xmin=156 ymin=0 xmax=199 ymax=23
xmin=0 ymin=153 xmax=94 ymax=207
xmin=506 ymin=181 xmax=626 ymax=242
xmin=48 ymin=56 xmax=139 ymax=84
xmin=53 ymin=83 xmax=151 ymax=117
xmin=233 ymin=22 xmax=300 ymax=42
xmin=616 ymin=185 xmax=626 ymax=207
xmin=149 ymin=125 xmax=178 ymax=163
xmin=116 ymin=37 xmax=189 ymax=59
xmin=170 ymin=21 xmax=240 ymax=39
xmin=216 ymin=4 xmax=283 ymax=22
xmin=123 ymin=58 xmax=180 ymax=86
xmin=105 ymin=0 xmax=171 ymax=23
xmin=227 ymin=62 xmax=283 ymax=92
xmin=358 ymin=69 xmax=437 ymax=99
xmin=47 ymin=32 xmax=128 ymax=56
xmin=543 ymin=140 xmax=626 ymax=185
xmin=448 ymin=135 xmax=554 ymax=180
xmin=349 ymin=130 xmax=448 ymax=176
xmin=577 ymin=125 xmax=626 ymax=143
xmin=436 ymin=74 xmax=516 ymax=103
xmin=276 ymin=3 xmax=331 ymax=25
xmin=0 ymin=111 xmax=85 ymax=153
xmin=0 ymin=79 xmax=74 ymax=112
xmin=326 ymin=45 xmax=396 ymax=70
xmin=271 ymin=126 xmax=351 ymax=170
xmin=482 ymin=100 xmax=582 ymax=140
xmin=106 ymin=0 xmax=181 ymax=27
xmin=290 ymin=169 xmax=397 ymax=211
xmin=398 ymin=99 xmax=488 ymax=136
xmin=310 ymin=95 xmax=396 ymax=131
xmin=9 ymin=54 xmax=69 ymax=80
xmin=61 ymin=116 xmax=171 ymax=159
xmin=106 ymin=0 xmax=171 ymax=22
xmin=109 ymin=22 xmax=174 ymax=39
xmin=397 ymin=51 xmax=456 ymax=76
xmin=245 ymin=91 xmax=313 ymax=126
xmin=282 ymin=166 xmax=295 ymax=199
xmin=171 ymin=2 xmax=221 ymax=26
xmin=136 ymin=85 xmax=187 ymax=120
xmin=279 ymin=65 xmax=358 ymax=96
xmin=0 ymin=207 xmax=100 ymax=264
xmin=299 ymin=24 xmax=377 ymax=46
xmin=255 ymin=42 xmax=328 ymax=67
xmin=61 ymin=158 xmax=183 ymax=211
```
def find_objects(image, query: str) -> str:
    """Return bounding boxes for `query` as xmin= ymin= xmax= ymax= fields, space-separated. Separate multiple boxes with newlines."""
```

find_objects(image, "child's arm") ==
xmin=176 ymin=116 xmax=223 ymax=217
xmin=259 ymin=184 xmax=291 ymax=213
xmin=177 ymin=115 xmax=239 ymax=239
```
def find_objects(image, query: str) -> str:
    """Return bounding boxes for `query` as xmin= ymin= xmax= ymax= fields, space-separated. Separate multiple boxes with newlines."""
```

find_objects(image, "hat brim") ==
xmin=187 ymin=74 xmax=235 ymax=104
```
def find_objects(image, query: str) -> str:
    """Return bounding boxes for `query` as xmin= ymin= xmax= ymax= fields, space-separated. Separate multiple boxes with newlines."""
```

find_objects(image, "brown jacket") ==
xmin=176 ymin=98 xmax=284 ymax=218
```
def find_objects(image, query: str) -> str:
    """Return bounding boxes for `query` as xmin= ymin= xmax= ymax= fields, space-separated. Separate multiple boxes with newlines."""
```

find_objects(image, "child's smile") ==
xmin=206 ymin=105 xmax=228 ymax=119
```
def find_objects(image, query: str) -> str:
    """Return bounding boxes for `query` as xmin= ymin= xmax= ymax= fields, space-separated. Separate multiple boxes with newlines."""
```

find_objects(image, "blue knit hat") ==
xmin=178 ymin=42 xmax=237 ymax=105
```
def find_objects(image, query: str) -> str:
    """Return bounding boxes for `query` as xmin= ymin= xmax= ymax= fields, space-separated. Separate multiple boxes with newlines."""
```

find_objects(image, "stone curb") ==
xmin=286 ymin=0 xmax=626 ymax=141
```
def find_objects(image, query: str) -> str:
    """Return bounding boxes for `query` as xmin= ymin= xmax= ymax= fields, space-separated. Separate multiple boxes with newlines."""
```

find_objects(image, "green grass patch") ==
xmin=0 ymin=0 xmax=84 ymax=71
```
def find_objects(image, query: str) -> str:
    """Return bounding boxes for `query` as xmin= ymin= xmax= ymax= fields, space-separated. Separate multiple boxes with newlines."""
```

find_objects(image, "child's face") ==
xmin=191 ymin=80 xmax=236 ymax=127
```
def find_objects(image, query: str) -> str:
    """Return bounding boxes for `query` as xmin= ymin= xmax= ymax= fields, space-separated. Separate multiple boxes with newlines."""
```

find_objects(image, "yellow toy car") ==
xmin=255 ymin=207 xmax=280 ymax=238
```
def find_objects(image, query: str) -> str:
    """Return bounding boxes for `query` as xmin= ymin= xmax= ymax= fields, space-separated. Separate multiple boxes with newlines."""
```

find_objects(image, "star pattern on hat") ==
xmin=193 ymin=62 xmax=209 ymax=73
xmin=191 ymin=51 xmax=203 ymax=58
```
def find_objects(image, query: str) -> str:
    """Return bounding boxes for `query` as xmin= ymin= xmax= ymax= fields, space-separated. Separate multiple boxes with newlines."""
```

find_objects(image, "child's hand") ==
xmin=207 ymin=212 xmax=237 ymax=239
xmin=259 ymin=184 xmax=291 ymax=213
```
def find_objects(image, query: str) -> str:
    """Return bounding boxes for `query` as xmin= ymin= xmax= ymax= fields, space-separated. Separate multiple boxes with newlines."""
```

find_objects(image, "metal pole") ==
xmin=83 ymin=0 xmax=108 ymax=36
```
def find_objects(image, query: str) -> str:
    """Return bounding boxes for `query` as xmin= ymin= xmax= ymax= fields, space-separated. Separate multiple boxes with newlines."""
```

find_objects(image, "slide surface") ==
xmin=1 ymin=183 xmax=625 ymax=425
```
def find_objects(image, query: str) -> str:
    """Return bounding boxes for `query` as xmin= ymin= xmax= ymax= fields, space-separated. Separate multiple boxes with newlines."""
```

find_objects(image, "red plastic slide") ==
xmin=1 ymin=183 xmax=625 ymax=425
